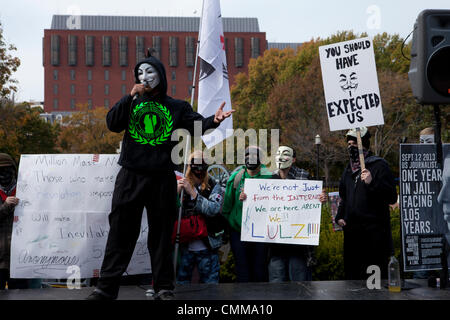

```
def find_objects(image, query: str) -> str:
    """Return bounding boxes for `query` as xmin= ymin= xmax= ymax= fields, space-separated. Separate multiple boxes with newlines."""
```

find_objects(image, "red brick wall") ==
xmin=43 ymin=29 xmax=266 ymax=112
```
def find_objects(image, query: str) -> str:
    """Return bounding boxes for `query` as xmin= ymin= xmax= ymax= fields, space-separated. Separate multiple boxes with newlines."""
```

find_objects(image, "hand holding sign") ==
xmin=361 ymin=169 xmax=372 ymax=184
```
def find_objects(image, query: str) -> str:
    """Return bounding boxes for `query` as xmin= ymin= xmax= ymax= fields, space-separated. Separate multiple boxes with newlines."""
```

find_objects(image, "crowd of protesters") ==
xmin=1 ymin=54 xmax=446 ymax=301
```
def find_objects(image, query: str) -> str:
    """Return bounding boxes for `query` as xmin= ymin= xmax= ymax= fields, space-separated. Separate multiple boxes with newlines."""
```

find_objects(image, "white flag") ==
xmin=198 ymin=0 xmax=233 ymax=149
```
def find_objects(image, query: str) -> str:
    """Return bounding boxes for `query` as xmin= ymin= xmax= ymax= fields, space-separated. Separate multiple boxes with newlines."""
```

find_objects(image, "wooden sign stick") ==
xmin=356 ymin=127 xmax=366 ymax=171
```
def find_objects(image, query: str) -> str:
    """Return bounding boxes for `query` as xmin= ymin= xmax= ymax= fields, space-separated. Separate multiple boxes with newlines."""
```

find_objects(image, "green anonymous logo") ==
xmin=129 ymin=101 xmax=173 ymax=146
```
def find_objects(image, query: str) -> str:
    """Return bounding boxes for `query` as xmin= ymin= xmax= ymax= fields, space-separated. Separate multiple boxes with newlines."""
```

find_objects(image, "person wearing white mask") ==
xmin=268 ymin=146 xmax=327 ymax=282
xmin=87 ymin=54 xmax=234 ymax=300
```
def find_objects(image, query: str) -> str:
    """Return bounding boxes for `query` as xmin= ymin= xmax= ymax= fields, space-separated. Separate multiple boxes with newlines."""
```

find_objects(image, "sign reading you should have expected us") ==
xmin=319 ymin=37 xmax=384 ymax=131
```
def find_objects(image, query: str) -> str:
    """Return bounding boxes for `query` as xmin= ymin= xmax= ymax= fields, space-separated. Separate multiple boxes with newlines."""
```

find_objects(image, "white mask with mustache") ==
xmin=138 ymin=63 xmax=160 ymax=89
xmin=275 ymin=146 xmax=294 ymax=170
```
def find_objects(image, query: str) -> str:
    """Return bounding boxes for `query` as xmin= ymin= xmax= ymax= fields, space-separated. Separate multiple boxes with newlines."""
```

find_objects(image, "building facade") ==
xmin=43 ymin=15 xmax=267 ymax=113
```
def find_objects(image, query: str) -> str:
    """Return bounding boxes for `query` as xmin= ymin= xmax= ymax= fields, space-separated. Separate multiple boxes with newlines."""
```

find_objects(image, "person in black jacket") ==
xmin=87 ymin=55 xmax=233 ymax=300
xmin=335 ymin=127 xmax=397 ymax=280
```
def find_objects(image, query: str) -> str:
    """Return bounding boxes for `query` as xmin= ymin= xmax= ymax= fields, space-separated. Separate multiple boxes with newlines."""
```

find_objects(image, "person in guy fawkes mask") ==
xmin=87 ymin=54 xmax=233 ymax=300
xmin=335 ymin=127 xmax=397 ymax=280
xmin=222 ymin=146 xmax=272 ymax=282
xmin=267 ymin=146 xmax=327 ymax=282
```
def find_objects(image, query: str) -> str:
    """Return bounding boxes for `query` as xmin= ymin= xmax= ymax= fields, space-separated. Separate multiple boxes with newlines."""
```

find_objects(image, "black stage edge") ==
xmin=0 ymin=280 xmax=449 ymax=318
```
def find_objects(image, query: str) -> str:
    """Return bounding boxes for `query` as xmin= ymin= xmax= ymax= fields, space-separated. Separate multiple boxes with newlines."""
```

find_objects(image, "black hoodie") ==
xmin=106 ymin=56 xmax=219 ymax=173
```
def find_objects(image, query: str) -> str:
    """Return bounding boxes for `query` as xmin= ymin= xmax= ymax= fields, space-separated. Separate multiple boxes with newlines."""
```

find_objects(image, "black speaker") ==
xmin=408 ymin=9 xmax=450 ymax=105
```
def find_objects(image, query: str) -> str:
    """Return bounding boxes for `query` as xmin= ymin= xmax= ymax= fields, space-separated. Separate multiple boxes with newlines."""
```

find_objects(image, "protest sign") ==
xmin=10 ymin=154 xmax=151 ymax=279
xmin=328 ymin=192 xmax=343 ymax=232
xmin=241 ymin=179 xmax=322 ymax=245
xmin=319 ymin=37 xmax=384 ymax=131
xmin=400 ymin=144 xmax=450 ymax=272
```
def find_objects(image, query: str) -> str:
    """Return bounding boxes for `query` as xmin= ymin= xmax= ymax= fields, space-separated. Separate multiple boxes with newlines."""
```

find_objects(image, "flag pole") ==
xmin=173 ymin=0 xmax=206 ymax=275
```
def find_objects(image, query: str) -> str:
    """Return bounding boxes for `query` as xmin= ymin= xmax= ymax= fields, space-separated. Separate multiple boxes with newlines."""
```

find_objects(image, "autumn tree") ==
xmin=230 ymin=30 xmax=444 ymax=181
xmin=0 ymin=100 xmax=60 ymax=162
xmin=58 ymin=104 xmax=122 ymax=154
xmin=0 ymin=21 xmax=20 ymax=98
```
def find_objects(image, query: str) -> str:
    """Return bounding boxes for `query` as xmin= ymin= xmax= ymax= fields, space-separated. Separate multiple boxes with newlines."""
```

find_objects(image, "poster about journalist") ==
xmin=399 ymin=143 xmax=450 ymax=272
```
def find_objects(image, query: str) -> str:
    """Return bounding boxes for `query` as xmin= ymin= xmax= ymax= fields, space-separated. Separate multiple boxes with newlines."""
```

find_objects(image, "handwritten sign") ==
xmin=10 ymin=154 xmax=151 ymax=279
xmin=241 ymin=179 xmax=323 ymax=245
xmin=319 ymin=37 xmax=384 ymax=131
xmin=400 ymin=144 xmax=450 ymax=272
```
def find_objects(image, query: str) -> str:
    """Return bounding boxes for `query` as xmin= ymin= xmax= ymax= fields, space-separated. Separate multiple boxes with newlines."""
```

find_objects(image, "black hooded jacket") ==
xmin=335 ymin=155 xmax=397 ymax=228
xmin=106 ymin=56 xmax=219 ymax=173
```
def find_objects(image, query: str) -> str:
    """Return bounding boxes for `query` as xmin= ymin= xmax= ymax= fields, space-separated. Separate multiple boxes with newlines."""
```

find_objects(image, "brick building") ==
xmin=43 ymin=15 xmax=267 ymax=113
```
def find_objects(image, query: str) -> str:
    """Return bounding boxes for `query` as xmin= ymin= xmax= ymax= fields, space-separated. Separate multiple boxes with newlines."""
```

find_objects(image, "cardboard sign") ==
xmin=10 ymin=154 xmax=151 ymax=279
xmin=319 ymin=37 xmax=384 ymax=131
xmin=399 ymin=144 xmax=450 ymax=272
xmin=241 ymin=179 xmax=322 ymax=245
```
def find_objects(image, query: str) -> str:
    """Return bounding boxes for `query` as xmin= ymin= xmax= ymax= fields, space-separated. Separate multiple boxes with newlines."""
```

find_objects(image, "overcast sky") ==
xmin=1 ymin=0 xmax=450 ymax=102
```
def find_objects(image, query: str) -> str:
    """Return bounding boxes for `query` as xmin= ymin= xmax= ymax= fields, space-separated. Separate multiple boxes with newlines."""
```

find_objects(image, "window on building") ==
xmin=70 ymin=84 xmax=75 ymax=95
xmin=85 ymin=35 xmax=95 ymax=66
xmin=188 ymin=85 xmax=194 ymax=96
xmin=53 ymin=84 xmax=58 ymax=95
xmin=70 ymin=99 xmax=76 ymax=110
xmin=121 ymin=84 xmax=127 ymax=95
xmin=152 ymin=36 xmax=161 ymax=60
xmin=235 ymin=38 xmax=244 ymax=68
xmin=185 ymin=36 xmax=195 ymax=67
xmin=51 ymin=35 xmax=60 ymax=66
xmin=53 ymin=99 xmax=58 ymax=110
xmin=169 ymin=37 xmax=178 ymax=67
xmin=70 ymin=70 xmax=76 ymax=80
xmin=136 ymin=36 xmax=145 ymax=64
xmin=121 ymin=70 xmax=126 ymax=81
xmin=171 ymin=71 xmax=176 ymax=81
xmin=102 ymin=36 xmax=112 ymax=66
xmin=251 ymin=37 xmax=260 ymax=59
xmin=88 ymin=84 xmax=92 ymax=95
xmin=104 ymin=99 xmax=110 ymax=109
xmin=119 ymin=36 xmax=128 ymax=66
xmin=171 ymin=85 xmax=176 ymax=96
xmin=53 ymin=69 xmax=58 ymax=80
xmin=68 ymin=35 xmax=77 ymax=66
xmin=87 ymin=69 xmax=92 ymax=80
xmin=104 ymin=70 xmax=109 ymax=81
xmin=188 ymin=70 xmax=193 ymax=81
xmin=88 ymin=99 xmax=93 ymax=109
xmin=105 ymin=84 xmax=109 ymax=95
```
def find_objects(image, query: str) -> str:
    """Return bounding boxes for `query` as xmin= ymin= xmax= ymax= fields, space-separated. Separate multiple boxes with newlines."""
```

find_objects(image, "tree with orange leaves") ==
xmin=57 ymin=103 xmax=122 ymax=154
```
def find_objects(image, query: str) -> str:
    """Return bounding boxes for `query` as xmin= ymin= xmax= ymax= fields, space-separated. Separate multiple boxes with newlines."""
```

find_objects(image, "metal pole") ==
xmin=316 ymin=144 xmax=319 ymax=179
xmin=315 ymin=134 xmax=321 ymax=180
xmin=173 ymin=0 xmax=205 ymax=275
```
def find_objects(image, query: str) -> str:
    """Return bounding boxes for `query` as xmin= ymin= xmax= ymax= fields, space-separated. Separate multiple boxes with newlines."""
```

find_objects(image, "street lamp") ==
xmin=315 ymin=134 xmax=321 ymax=179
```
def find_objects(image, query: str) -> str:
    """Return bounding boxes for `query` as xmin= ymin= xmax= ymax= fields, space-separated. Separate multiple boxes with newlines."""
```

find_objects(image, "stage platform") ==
xmin=0 ymin=279 xmax=449 ymax=300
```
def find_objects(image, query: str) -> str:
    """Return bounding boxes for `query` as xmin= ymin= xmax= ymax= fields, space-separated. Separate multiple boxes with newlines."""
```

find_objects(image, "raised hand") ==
xmin=214 ymin=102 xmax=235 ymax=124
